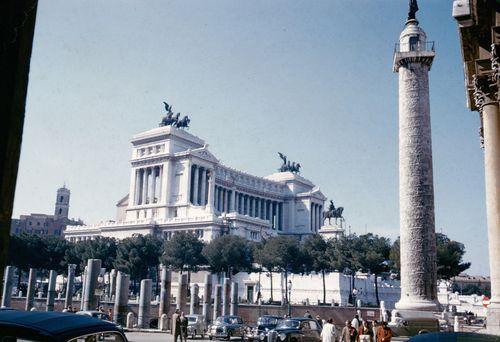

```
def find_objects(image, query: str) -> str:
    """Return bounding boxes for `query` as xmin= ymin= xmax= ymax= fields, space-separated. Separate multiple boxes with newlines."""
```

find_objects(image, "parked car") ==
xmin=76 ymin=310 xmax=111 ymax=321
xmin=246 ymin=315 xmax=283 ymax=341
xmin=208 ymin=315 xmax=247 ymax=340
xmin=0 ymin=309 xmax=127 ymax=342
xmin=388 ymin=317 xmax=440 ymax=337
xmin=187 ymin=314 xmax=207 ymax=339
xmin=269 ymin=317 xmax=321 ymax=342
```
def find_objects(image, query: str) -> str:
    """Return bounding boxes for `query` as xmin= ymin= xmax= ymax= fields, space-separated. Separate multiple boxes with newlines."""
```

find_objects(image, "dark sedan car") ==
xmin=0 ymin=309 xmax=127 ymax=341
xmin=208 ymin=315 xmax=247 ymax=340
xmin=246 ymin=315 xmax=283 ymax=341
xmin=269 ymin=317 xmax=321 ymax=342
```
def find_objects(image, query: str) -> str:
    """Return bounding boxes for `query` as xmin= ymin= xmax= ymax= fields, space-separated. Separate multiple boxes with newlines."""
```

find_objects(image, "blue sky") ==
xmin=13 ymin=0 xmax=489 ymax=275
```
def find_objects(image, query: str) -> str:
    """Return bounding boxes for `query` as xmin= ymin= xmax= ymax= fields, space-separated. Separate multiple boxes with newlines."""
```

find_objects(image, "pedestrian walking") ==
xmin=107 ymin=308 xmax=113 ymax=321
xmin=180 ymin=311 xmax=188 ymax=341
xmin=316 ymin=315 xmax=324 ymax=329
xmin=351 ymin=314 xmax=360 ymax=330
xmin=340 ymin=321 xmax=358 ymax=342
xmin=172 ymin=309 xmax=182 ymax=342
xmin=372 ymin=321 xmax=379 ymax=342
xmin=357 ymin=321 xmax=373 ymax=342
xmin=320 ymin=318 xmax=336 ymax=342
xmin=376 ymin=322 xmax=392 ymax=342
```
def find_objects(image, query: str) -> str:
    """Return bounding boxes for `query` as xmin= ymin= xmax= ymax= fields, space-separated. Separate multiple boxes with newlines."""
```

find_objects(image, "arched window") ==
xmin=409 ymin=36 xmax=419 ymax=51
xmin=59 ymin=208 xmax=62 ymax=215
xmin=60 ymin=195 xmax=64 ymax=202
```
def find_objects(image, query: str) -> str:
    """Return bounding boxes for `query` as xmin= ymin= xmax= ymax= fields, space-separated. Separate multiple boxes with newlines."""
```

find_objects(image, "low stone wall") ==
xmin=8 ymin=297 xmax=381 ymax=326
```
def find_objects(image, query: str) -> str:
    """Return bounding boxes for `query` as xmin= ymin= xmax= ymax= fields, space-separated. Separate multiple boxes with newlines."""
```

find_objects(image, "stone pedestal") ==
xmin=159 ymin=266 xmax=171 ymax=318
xmin=202 ymin=274 xmax=212 ymax=323
xmin=114 ymin=271 xmax=130 ymax=325
xmin=83 ymin=259 xmax=101 ymax=311
xmin=189 ymin=283 xmax=199 ymax=315
xmin=213 ymin=284 xmax=222 ymax=319
xmin=65 ymin=264 xmax=76 ymax=308
xmin=25 ymin=268 xmax=36 ymax=311
xmin=138 ymin=279 xmax=152 ymax=328
xmin=222 ymin=278 xmax=230 ymax=316
xmin=230 ymin=282 xmax=238 ymax=316
xmin=46 ymin=270 xmax=57 ymax=311
xmin=176 ymin=273 xmax=188 ymax=311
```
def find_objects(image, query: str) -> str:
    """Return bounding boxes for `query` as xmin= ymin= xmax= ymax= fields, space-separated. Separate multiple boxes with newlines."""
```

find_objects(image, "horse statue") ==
xmin=159 ymin=101 xmax=190 ymax=128
xmin=323 ymin=200 xmax=344 ymax=225
xmin=277 ymin=152 xmax=301 ymax=173
xmin=175 ymin=115 xmax=190 ymax=129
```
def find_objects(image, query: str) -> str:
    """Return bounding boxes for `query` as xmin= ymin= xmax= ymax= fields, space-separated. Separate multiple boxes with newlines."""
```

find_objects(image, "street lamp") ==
xmin=287 ymin=280 xmax=292 ymax=317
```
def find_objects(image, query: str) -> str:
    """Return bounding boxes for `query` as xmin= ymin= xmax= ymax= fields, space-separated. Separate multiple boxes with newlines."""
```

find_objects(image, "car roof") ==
xmin=0 ymin=310 xmax=120 ymax=341
xmin=259 ymin=315 xmax=282 ymax=319
xmin=219 ymin=315 xmax=242 ymax=318
xmin=288 ymin=317 xmax=315 ymax=321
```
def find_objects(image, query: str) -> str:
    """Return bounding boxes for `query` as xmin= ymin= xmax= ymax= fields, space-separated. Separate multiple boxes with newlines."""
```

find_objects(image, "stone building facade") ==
xmin=10 ymin=186 xmax=83 ymax=237
xmin=64 ymin=123 xmax=327 ymax=242
xmin=453 ymin=0 xmax=500 ymax=335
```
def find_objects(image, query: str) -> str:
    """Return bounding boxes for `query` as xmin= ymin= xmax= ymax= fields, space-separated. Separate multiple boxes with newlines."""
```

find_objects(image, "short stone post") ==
xmin=25 ymin=268 xmax=36 ymax=311
xmin=113 ymin=271 xmax=130 ymax=325
xmin=65 ymin=264 xmax=76 ymax=308
xmin=46 ymin=270 xmax=57 ymax=311
xmin=159 ymin=313 xmax=168 ymax=331
xmin=83 ymin=259 xmax=101 ymax=311
xmin=189 ymin=283 xmax=199 ymax=315
xmin=222 ymin=277 xmax=230 ymax=316
xmin=176 ymin=273 xmax=188 ymax=311
xmin=138 ymin=279 xmax=152 ymax=329
xmin=230 ymin=281 xmax=238 ymax=316
xmin=126 ymin=312 xmax=135 ymax=328
xmin=159 ymin=266 xmax=171 ymax=318
xmin=80 ymin=266 xmax=87 ymax=310
xmin=213 ymin=284 xmax=222 ymax=319
xmin=202 ymin=274 xmax=212 ymax=323
xmin=109 ymin=269 xmax=116 ymax=300
xmin=1 ymin=266 xmax=14 ymax=308
xmin=454 ymin=316 xmax=460 ymax=332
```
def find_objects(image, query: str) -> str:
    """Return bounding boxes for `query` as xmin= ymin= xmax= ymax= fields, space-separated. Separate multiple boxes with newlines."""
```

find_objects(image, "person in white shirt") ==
xmin=320 ymin=318 xmax=336 ymax=342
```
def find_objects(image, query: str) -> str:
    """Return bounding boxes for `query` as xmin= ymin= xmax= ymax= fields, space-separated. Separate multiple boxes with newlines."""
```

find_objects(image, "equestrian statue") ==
xmin=278 ymin=152 xmax=301 ymax=173
xmin=323 ymin=200 xmax=344 ymax=225
xmin=159 ymin=100 xmax=190 ymax=129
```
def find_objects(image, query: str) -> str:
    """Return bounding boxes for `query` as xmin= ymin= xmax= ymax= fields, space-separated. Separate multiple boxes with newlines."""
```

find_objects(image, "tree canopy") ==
xmin=160 ymin=231 xmax=205 ymax=272
xmin=202 ymin=235 xmax=253 ymax=275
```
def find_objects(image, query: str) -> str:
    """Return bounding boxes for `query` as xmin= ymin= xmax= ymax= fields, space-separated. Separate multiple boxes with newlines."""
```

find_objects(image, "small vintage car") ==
xmin=0 ymin=309 xmax=127 ymax=341
xmin=208 ymin=315 xmax=247 ymax=340
xmin=246 ymin=315 xmax=283 ymax=341
xmin=388 ymin=316 xmax=440 ymax=337
xmin=268 ymin=317 xmax=321 ymax=342
xmin=187 ymin=314 xmax=207 ymax=339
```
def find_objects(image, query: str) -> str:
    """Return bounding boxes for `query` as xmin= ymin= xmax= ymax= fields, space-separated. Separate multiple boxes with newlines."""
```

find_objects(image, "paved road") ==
xmin=125 ymin=334 xmax=213 ymax=342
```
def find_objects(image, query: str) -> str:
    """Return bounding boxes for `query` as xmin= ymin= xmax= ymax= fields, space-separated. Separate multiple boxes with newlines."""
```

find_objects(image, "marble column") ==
xmin=230 ymin=189 xmax=236 ymax=212
xmin=207 ymin=171 xmax=215 ymax=212
xmin=1 ymin=266 xmax=14 ymax=308
xmin=159 ymin=266 xmax=171 ymax=318
xmin=230 ymin=282 xmax=238 ymax=316
xmin=109 ymin=269 xmax=117 ymax=299
xmin=25 ymin=268 xmax=36 ymax=311
xmin=83 ymin=259 xmax=102 ymax=311
xmin=114 ymin=271 xmax=130 ymax=325
xmin=134 ymin=169 xmax=141 ymax=205
xmin=189 ymin=283 xmax=199 ymax=314
xmin=176 ymin=274 xmax=188 ymax=311
xmin=474 ymin=72 xmax=500 ymax=327
xmin=202 ymin=274 xmax=212 ymax=324
xmin=213 ymin=284 xmax=222 ymax=319
xmin=157 ymin=166 xmax=163 ymax=202
xmin=193 ymin=165 xmax=199 ymax=205
xmin=138 ymin=279 xmax=152 ymax=328
xmin=394 ymin=19 xmax=438 ymax=311
xmin=46 ymin=270 xmax=57 ymax=311
xmin=223 ymin=189 xmax=228 ymax=213
xmin=162 ymin=161 xmax=172 ymax=204
xmin=142 ymin=168 xmax=149 ymax=204
xmin=252 ymin=197 xmax=256 ymax=217
xmin=276 ymin=202 xmax=281 ymax=230
xmin=245 ymin=196 xmax=250 ymax=215
xmin=185 ymin=161 xmax=192 ymax=205
xmin=222 ymin=277 xmax=230 ymax=316
xmin=200 ymin=168 xmax=207 ymax=205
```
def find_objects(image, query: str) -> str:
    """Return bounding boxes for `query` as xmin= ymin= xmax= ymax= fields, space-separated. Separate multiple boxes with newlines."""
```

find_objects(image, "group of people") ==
xmin=311 ymin=312 xmax=393 ymax=342
xmin=172 ymin=309 xmax=189 ymax=342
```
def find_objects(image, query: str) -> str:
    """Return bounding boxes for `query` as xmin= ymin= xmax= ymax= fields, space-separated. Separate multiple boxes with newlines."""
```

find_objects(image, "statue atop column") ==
xmin=407 ymin=0 xmax=419 ymax=21
xmin=159 ymin=101 xmax=190 ymax=129
xmin=277 ymin=152 xmax=301 ymax=173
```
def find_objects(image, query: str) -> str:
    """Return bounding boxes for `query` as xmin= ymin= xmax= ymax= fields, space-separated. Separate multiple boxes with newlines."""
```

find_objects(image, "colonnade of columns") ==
xmin=189 ymin=164 xmax=210 ymax=206
xmin=214 ymin=185 xmax=283 ymax=230
xmin=134 ymin=166 xmax=163 ymax=205
xmin=310 ymin=203 xmax=323 ymax=232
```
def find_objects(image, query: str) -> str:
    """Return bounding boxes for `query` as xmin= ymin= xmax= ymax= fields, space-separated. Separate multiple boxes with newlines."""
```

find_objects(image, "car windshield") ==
xmin=276 ymin=320 xmax=300 ymax=329
xmin=188 ymin=316 xmax=197 ymax=322
xmin=216 ymin=317 xmax=242 ymax=324
xmin=258 ymin=317 xmax=280 ymax=326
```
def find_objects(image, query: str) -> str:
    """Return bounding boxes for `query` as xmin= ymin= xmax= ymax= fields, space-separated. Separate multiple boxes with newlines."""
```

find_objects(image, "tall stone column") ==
xmin=151 ymin=167 xmax=157 ymax=203
xmin=474 ymin=69 xmax=500 ymax=334
xmin=114 ymin=271 xmax=130 ymax=325
xmin=176 ymin=273 xmax=188 ymax=311
xmin=230 ymin=281 xmax=238 ymax=316
xmin=159 ymin=266 xmax=171 ymax=318
xmin=109 ymin=269 xmax=117 ymax=300
xmin=1 ymin=266 xmax=14 ymax=308
xmin=202 ymin=274 xmax=212 ymax=323
xmin=83 ymin=259 xmax=102 ymax=311
xmin=162 ymin=160 xmax=172 ymax=204
xmin=222 ymin=277 xmax=230 ymax=316
xmin=213 ymin=284 xmax=222 ymax=319
xmin=134 ymin=169 xmax=141 ymax=205
xmin=393 ymin=17 xmax=438 ymax=311
xmin=138 ymin=279 xmax=152 ymax=328
xmin=142 ymin=168 xmax=149 ymax=204
xmin=200 ymin=168 xmax=207 ymax=206
xmin=193 ymin=165 xmax=199 ymax=205
xmin=25 ymin=268 xmax=36 ymax=311
xmin=189 ymin=283 xmax=199 ymax=314
xmin=65 ymin=264 xmax=76 ymax=308
xmin=185 ymin=161 xmax=192 ymax=205
xmin=46 ymin=270 xmax=57 ymax=311
xmin=230 ymin=189 xmax=236 ymax=212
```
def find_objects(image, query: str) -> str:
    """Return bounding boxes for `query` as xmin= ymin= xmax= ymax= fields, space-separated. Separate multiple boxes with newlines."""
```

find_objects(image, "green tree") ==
xmin=302 ymin=234 xmax=332 ymax=305
xmin=353 ymin=234 xmax=391 ymax=306
xmin=436 ymin=233 xmax=471 ymax=280
xmin=42 ymin=235 xmax=72 ymax=273
xmin=389 ymin=238 xmax=400 ymax=276
xmin=202 ymin=235 xmax=253 ymax=276
xmin=160 ymin=232 xmax=205 ymax=272
xmin=66 ymin=236 xmax=117 ymax=273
